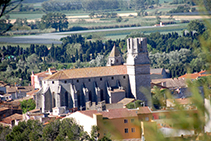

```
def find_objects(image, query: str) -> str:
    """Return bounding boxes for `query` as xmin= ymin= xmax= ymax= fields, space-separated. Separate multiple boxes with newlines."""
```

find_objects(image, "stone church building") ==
xmin=36 ymin=37 xmax=151 ymax=113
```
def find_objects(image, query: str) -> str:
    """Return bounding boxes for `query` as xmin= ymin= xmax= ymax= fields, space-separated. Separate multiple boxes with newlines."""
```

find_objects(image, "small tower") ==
xmin=107 ymin=44 xmax=123 ymax=66
xmin=126 ymin=37 xmax=151 ymax=106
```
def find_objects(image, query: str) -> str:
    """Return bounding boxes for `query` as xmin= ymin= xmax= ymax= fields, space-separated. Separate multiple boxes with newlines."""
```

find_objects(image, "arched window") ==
xmin=65 ymin=92 xmax=68 ymax=107
xmin=100 ymin=89 xmax=104 ymax=101
xmin=89 ymin=91 xmax=92 ymax=102
xmin=77 ymin=90 xmax=80 ymax=107
xmin=52 ymin=92 xmax=55 ymax=108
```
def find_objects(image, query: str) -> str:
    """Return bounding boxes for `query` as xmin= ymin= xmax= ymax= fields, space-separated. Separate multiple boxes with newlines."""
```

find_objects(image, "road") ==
xmin=0 ymin=25 xmax=177 ymax=44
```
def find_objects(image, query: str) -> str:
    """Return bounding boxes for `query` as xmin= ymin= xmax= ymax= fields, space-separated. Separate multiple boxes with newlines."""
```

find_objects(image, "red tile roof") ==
xmin=0 ymin=113 xmax=22 ymax=124
xmin=26 ymin=89 xmax=39 ymax=96
xmin=44 ymin=65 xmax=127 ymax=80
xmin=79 ymin=108 xmax=137 ymax=119
xmin=137 ymin=107 xmax=152 ymax=114
xmin=179 ymin=70 xmax=210 ymax=79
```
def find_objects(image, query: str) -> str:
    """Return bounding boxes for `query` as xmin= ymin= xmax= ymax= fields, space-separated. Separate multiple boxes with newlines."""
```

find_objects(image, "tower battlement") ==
xmin=127 ymin=37 xmax=147 ymax=54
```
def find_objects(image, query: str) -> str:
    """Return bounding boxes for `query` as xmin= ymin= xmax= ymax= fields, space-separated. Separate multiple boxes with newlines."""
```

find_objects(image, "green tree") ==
xmin=187 ymin=20 xmax=205 ymax=34
xmin=0 ymin=125 xmax=11 ymax=141
xmin=20 ymin=99 xmax=36 ymax=113
xmin=6 ymin=120 xmax=43 ymax=141
xmin=126 ymin=100 xmax=144 ymax=109
xmin=40 ymin=13 xmax=68 ymax=32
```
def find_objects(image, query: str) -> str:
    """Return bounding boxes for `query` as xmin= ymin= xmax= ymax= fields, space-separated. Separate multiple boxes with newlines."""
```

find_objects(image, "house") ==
xmin=179 ymin=70 xmax=210 ymax=80
xmin=150 ymin=68 xmax=170 ymax=79
xmin=64 ymin=108 xmax=141 ymax=140
xmin=35 ymin=37 xmax=152 ymax=113
xmin=0 ymin=113 xmax=23 ymax=128
xmin=166 ymin=98 xmax=192 ymax=108
xmin=118 ymin=98 xmax=136 ymax=108
xmin=5 ymin=86 xmax=33 ymax=100
xmin=31 ymin=68 xmax=57 ymax=89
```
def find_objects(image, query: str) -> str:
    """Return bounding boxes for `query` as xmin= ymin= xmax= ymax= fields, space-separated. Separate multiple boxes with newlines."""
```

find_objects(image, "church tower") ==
xmin=126 ymin=37 xmax=151 ymax=106
xmin=107 ymin=44 xmax=123 ymax=66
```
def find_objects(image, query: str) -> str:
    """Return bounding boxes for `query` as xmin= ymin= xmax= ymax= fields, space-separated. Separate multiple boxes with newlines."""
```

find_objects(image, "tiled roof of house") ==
xmin=150 ymin=68 xmax=164 ymax=74
xmin=179 ymin=70 xmax=210 ymax=79
xmin=167 ymin=98 xmax=191 ymax=105
xmin=137 ymin=107 xmax=152 ymax=114
xmin=33 ymin=68 xmax=57 ymax=78
xmin=6 ymin=86 xmax=33 ymax=94
xmin=109 ymin=45 xmax=121 ymax=57
xmin=0 ymin=107 xmax=9 ymax=112
xmin=151 ymin=78 xmax=187 ymax=89
xmin=26 ymin=89 xmax=39 ymax=96
xmin=44 ymin=65 xmax=127 ymax=80
xmin=79 ymin=108 xmax=137 ymax=119
xmin=118 ymin=98 xmax=135 ymax=106
xmin=0 ymin=113 xmax=22 ymax=124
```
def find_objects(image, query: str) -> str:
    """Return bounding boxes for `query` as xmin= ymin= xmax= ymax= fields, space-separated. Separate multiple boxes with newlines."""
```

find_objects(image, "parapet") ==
xmin=127 ymin=37 xmax=147 ymax=54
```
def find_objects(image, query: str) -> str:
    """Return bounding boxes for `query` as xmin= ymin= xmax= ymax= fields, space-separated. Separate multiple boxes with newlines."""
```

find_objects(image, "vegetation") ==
xmin=126 ymin=100 xmax=144 ymax=109
xmin=3 ymin=118 xmax=108 ymax=141
xmin=20 ymin=99 xmax=36 ymax=113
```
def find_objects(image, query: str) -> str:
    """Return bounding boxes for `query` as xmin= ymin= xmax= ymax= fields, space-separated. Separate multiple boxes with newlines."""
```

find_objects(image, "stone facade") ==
xmin=36 ymin=37 xmax=151 ymax=113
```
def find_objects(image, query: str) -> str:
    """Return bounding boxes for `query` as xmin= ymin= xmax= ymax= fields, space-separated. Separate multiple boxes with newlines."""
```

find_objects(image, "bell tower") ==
xmin=107 ymin=44 xmax=123 ymax=66
xmin=126 ymin=37 xmax=151 ymax=106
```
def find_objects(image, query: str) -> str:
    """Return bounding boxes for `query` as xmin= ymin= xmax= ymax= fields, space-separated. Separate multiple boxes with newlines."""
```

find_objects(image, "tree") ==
xmin=20 ymin=99 xmax=36 ymax=113
xmin=6 ymin=120 xmax=43 ymax=141
xmin=0 ymin=0 xmax=23 ymax=18
xmin=187 ymin=20 xmax=205 ymax=34
xmin=0 ymin=0 xmax=23 ymax=34
xmin=0 ymin=125 xmax=11 ymax=141
xmin=40 ymin=13 xmax=68 ymax=32
xmin=156 ymin=16 xmax=161 ymax=24
xmin=126 ymin=100 xmax=144 ymax=109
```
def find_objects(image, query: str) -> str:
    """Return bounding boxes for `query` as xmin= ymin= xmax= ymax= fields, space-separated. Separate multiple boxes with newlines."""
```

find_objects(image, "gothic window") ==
xmin=89 ymin=91 xmax=92 ymax=102
xmin=64 ymin=80 xmax=67 ymax=83
xmin=77 ymin=90 xmax=80 ymax=107
xmin=52 ymin=92 xmax=55 ymax=108
xmin=123 ymin=76 xmax=126 ymax=79
xmin=100 ymin=89 xmax=104 ymax=101
xmin=77 ymin=79 xmax=79 ymax=83
xmin=88 ymin=79 xmax=91 ymax=82
xmin=52 ymin=81 xmax=54 ymax=84
xmin=100 ymin=78 xmax=102 ymax=81
xmin=116 ymin=59 xmax=118 ymax=63
xmin=65 ymin=92 xmax=68 ymax=107
xmin=111 ymin=77 xmax=114 ymax=80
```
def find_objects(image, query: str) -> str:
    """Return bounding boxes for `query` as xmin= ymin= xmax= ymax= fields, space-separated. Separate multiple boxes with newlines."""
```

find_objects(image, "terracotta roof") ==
xmin=137 ymin=107 xmax=152 ymax=114
xmin=28 ymin=108 xmax=40 ymax=113
xmin=0 ymin=113 xmax=22 ymax=124
xmin=26 ymin=89 xmax=39 ymax=96
xmin=151 ymin=78 xmax=186 ymax=89
xmin=109 ymin=45 xmax=121 ymax=57
xmin=79 ymin=108 xmax=137 ymax=119
xmin=6 ymin=86 xmax=33 ymax=94
xmin=118 ymin=98 xmax=135 ymax=106
xmin=33 ymin=69 xmax=57 ymax=78
xmin=44 ymin=65 xmax=127 ymax=80
xmin=179 ymin=70 xmax=210 ymax=79
xmin=167 ymin=98 xmax=191 ymax=105
xmin=0 ymin=107 xmax=9 ymax=112
xmin=150 ymin=68 xmax=164 ymax=74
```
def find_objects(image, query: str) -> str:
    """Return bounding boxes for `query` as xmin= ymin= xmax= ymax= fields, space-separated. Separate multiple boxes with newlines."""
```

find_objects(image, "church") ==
xmin=35 ymin=37 xmax=151 ymax=113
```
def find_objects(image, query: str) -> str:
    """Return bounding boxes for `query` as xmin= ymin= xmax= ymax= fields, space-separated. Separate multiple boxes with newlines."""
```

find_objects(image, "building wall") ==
xmin=65 ymin=112 xmax=97 ymax=135
xmin=42 ymin=74 xmax=129 ymax=111
xmin=96 ymin=114 xmax=141 ymax=140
